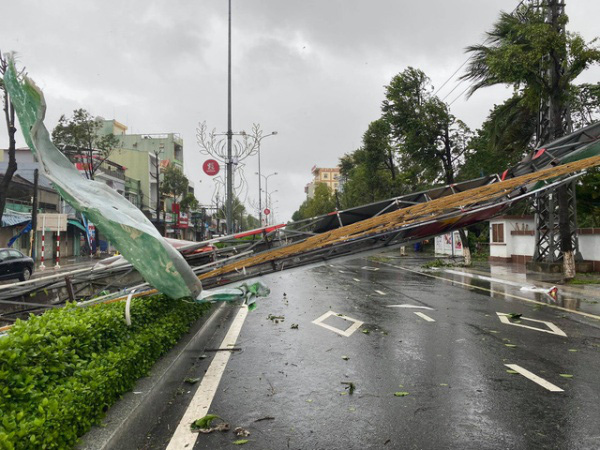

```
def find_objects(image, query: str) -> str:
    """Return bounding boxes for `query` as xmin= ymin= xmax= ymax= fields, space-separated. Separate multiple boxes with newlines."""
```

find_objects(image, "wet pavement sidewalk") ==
xmin=378 ymin=252 xmax=600 ymax=317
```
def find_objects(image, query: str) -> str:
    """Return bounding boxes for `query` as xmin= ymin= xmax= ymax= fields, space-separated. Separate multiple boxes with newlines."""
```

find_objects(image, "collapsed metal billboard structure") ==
xmin=2 ymin=59 xmax=600 ymax=326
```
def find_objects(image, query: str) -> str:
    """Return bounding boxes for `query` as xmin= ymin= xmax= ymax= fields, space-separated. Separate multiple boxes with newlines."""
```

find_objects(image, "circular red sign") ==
xmin=202 ymin=159 xmax=220 ymax=176
xmin=263 ymin=208 xmax=271 ymax=216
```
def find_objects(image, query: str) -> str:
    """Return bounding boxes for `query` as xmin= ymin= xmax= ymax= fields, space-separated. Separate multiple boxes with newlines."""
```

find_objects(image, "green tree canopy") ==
xmin=51 ymin=109 xmax=120 ymax=179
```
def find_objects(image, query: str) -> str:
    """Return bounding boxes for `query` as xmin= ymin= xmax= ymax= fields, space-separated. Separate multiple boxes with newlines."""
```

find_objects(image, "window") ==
xmin=491 ymin=223 xmax=504 ymax=243
xmin=322 ymin=172 xmax=329 ymax=180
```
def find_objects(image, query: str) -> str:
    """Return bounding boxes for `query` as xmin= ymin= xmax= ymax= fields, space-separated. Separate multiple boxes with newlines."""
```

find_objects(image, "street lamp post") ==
xmin=263 ymin=189 xmax=278 ymax=226
xmin=255 ymin=171 xmax=278 ymax=226
xmin=252 ymin=131 xmax=277 ymax=227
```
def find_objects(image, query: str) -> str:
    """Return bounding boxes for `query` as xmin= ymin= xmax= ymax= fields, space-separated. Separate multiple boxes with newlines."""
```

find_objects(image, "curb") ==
xmin=76 ymin=302 xmax=231 ymax=450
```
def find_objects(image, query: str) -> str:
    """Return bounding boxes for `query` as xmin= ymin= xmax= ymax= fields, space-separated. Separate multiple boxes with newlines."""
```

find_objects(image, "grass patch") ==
xmin=0 ymin=296 xmax=211 ymax=449
xmin=567 ymin=276 xmax=600 ymax=285
xmin=422 ymin=259 xmax=454 ymax=269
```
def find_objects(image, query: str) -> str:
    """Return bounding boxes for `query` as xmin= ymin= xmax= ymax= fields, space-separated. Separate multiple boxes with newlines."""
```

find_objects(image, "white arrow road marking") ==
xmin=505 ymin=364 xmax=564 ymax=392
xmin=387 ymin=304 xmax=434 ymax=310
xmin=414 ymin=312 xmax=435 ymax=322
xmin=312 ymin=310 xmax=364 ymax=337
xmin=375 ymin=290 xmax=386 ymax=295
xmin=166 ymin=305 xmax=249 ymax=450
xmin=496 ymin=312 xmax=567 ymax=337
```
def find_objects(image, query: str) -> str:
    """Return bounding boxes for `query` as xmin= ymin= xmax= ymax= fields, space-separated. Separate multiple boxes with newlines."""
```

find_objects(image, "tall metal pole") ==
xmin=258 ymin=143 xmax=263 ymax=226
xmin=226 ymin=0 xmax=233 ymax=234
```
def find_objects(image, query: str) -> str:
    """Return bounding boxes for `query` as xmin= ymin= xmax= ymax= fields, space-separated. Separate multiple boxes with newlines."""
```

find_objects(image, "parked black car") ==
xmin=0 ymin=248 xmax=34 ymax=281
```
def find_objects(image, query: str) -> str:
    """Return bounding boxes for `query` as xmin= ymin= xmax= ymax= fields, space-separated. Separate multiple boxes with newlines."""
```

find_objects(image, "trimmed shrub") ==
xmin=0 ymin=296 xmax=211 ymax=449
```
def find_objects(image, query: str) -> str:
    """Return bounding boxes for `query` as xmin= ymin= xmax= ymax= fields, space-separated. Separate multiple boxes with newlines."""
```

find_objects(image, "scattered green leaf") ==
xmin=191 ymin=414 xmax=221 ymax=430
xmin=362 ymin=329 xmax=370 ymax=334
xmin=559 ymin=374 xmax=573 ymax=378
xmin=233 ymin=439 xmax=249 ymax=445
xmin=568 ymin=349 xmax=578 ymax=352
xmin=506 ymin=369 xmax=518 ymax=374
xmin=394 ymin=392 xmax=409 ymax=397
xmin=504 ymin=344 xmax=517 ymax=348
xmin=185 ymin=377 xmax=201 ymax=384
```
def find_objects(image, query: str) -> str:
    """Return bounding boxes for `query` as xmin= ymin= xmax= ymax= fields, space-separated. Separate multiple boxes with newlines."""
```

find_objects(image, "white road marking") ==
xmin=505 ymin=364 xmax=564 ymax=392
xmin=375 ymin=290 xmax=386 ymax=296
xmin=353 ymin=278 xmax=361 ymax=282
xmin=166 ymin=306 xmax=249 ymax=450
xmin=387 ymin=304 xmax=434 ymax=310
xmin=496 ymin=312 xmax=567 ymax=337
xmin=312 ymin=310 xmax=364 ymax=337
xmin=414 ymin=312 xmax=435 ymax=322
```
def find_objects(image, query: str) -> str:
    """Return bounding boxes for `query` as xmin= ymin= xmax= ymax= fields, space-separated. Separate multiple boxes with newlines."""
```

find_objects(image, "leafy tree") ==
xmin=51 ymin=109 xmax=120 ymax=179
xmin=462 ymin=5 xmax=600 ymax=139
xmin=459 ymin=94 xmax=536 ymax=180
xmin=291 ymin=183 xmax=336 ymax=221
xmin=461 ymin=3 xmax=600 ymax=275
xmin=0 ymin=52 xmax=18 ymax=229
xmin=382 ymin=67 xmax=473 ymax=186
xmin=383 ymin=67 xmax=474 ymax=264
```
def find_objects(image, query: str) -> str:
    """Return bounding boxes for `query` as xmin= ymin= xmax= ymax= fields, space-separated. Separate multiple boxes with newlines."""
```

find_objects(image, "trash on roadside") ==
xmin=290 ymin=323 xmax=299 ymax=329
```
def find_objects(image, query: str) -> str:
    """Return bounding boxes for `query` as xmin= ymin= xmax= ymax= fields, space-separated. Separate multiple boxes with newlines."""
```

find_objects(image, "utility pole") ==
xmin=30 ymin=168 xmax=39 ymax=259
xmin=531 ymin=0 xmax=578 ymax=278
xmin=226 ymin=0 xmax=234 ymax=234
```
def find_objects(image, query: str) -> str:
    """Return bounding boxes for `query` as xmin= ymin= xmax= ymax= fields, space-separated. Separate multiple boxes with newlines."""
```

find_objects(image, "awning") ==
xmin=68 ymin=219 xmax=87 ymax=233
xmin=1 ymin=213 xmax=31 ymax=227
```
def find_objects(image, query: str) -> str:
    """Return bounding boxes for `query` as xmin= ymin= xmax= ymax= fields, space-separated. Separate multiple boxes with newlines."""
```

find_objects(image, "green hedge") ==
xmin=0 ymin=296 xmax=211 ymax=449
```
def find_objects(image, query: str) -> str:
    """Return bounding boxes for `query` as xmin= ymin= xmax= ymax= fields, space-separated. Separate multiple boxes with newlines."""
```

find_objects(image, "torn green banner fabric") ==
xmin=4 ymin=59 xmax=202 ymax=300
xmin=196 ymin=281 xmax=270 ymax=310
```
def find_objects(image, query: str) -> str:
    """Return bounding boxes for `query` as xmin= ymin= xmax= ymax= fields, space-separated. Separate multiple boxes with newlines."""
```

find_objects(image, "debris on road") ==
xmin=341 ymin=381 xmax=356 ymax=395
xmin=191 ymin=414 xmax=230 ymax=433
xmin=290 ymin=323 xmax=299 ymax=329
xmin=394 ymin=392 xmax=409 ymax=397
xmin=268 ymin=314 xmax=285 ymax=324
xmin=254 ymin=416 xmax=275 ymax=422
xmin=234 ymin=427 xmax=251 ymax=437
xmin=184 ymin=377 xmax=201 ymax=384
xmin=341 ymin=355 xmax=349 ymax=361
xmin=233 ymin=439 xmax=249 ymax=445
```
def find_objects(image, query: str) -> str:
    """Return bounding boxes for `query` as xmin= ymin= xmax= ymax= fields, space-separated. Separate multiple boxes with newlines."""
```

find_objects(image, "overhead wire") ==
xmin=434 ymin=0 xmax=527 ymax=104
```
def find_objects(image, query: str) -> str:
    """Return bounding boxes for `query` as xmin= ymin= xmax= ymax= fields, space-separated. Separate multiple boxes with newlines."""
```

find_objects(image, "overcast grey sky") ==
xmin=2 ymin=0 xmax=599 ymax=223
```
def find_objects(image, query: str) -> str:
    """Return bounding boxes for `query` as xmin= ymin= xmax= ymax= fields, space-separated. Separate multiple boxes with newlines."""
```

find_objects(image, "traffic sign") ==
xmin=203 ymin=159 xmax=220 ymax=176
xmin=264 ymin=208 xmax=271 ymax=216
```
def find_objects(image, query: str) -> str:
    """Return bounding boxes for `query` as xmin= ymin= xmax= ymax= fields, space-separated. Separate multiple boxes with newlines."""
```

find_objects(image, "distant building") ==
xmin=99 ymin=120 xmax=190 ymax=236
xmin=305 ymin=165 xmax=341 ymax=199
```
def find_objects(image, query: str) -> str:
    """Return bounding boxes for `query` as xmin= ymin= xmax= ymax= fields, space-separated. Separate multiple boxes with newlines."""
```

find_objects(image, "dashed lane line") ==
xmin=166 ymin=305 xmax=249 ymax=450
xmin=505 ymin=364 xmax=564 ymax=392
xmin=380 ymin=262 xmax=600 ymax=321
xmin=414 ymin=311 xmax=436 ymax=322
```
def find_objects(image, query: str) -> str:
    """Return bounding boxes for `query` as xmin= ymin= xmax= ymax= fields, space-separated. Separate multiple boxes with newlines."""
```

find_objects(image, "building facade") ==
xmin=304 ymin=165 xmax=341 ymax=199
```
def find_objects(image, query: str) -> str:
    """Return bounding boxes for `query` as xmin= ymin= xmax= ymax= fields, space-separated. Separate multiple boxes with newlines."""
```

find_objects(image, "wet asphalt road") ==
xmin=136 ymin=256 xmax=600 ymax=450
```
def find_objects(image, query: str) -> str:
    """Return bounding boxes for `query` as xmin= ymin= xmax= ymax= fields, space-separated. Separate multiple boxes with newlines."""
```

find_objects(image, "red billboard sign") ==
xmin=203 ymin=159 xmax=220 ymax=176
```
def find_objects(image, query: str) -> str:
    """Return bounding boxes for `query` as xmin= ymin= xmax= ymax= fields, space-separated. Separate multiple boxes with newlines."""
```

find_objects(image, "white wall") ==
xmin=579 ymin=234 xmax=600 ymax=261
